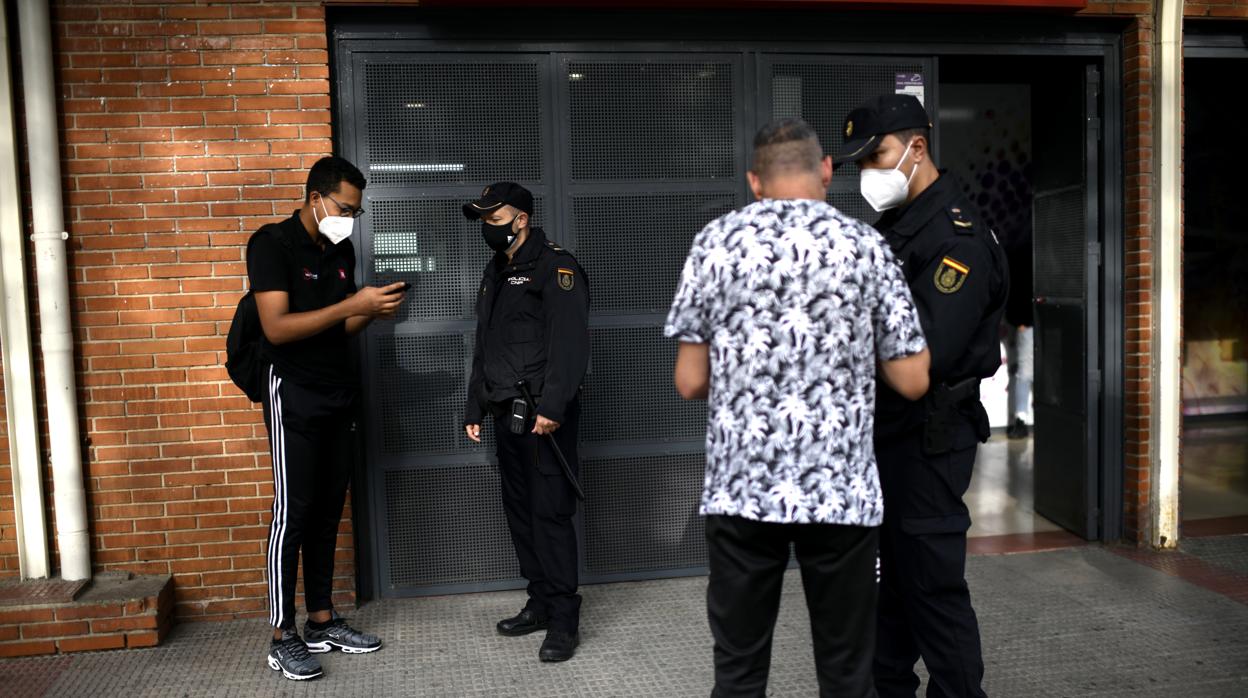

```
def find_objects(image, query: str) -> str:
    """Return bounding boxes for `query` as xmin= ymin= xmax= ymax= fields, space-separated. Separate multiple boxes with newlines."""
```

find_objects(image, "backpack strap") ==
xmin=244 ymin=222 xmax=295 ymax=291
xmin=246 ymin=222 xmax=293 ymax=254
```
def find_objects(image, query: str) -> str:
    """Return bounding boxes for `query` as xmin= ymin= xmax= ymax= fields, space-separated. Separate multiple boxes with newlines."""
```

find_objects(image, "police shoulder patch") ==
xmin=557 ymin=267 xmax=575 ymax=291
xmin=948 ymin=206 xmax=975 ymax=231
xmin=934 ymin=256 xmax=969 ymax=294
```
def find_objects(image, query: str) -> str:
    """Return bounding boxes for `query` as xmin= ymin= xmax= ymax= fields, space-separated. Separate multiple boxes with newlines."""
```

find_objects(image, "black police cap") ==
xmin=832 ymin=95 xmax=933 ymax=167
xmin=462 ymin=182 xmax=534 ymax=220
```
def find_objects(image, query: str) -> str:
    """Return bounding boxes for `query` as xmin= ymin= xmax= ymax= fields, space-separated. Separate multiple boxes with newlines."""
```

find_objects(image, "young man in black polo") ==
xmin=247 ymin=156 xmax=406 ymax=681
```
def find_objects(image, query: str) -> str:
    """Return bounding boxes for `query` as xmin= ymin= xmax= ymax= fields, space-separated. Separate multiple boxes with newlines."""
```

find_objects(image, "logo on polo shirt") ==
xmin=338 ymin=268 xmax=347 ymax=280
xmin=303 ymin=268 xmax=318 ymax=281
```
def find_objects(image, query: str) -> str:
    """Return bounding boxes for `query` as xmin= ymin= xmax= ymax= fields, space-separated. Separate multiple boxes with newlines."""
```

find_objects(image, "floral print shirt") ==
xmin=665 ymin=199 xmax=927 ymax=526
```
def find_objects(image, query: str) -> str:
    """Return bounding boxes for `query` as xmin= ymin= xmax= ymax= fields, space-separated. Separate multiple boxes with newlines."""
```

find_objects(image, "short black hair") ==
xmin=888 ymin=127 xmax=931 ymax=150
xmin=305 ymin=156 xmax=366 ymax=201
xmin=751 ymin=117 xmax=824 ymax=179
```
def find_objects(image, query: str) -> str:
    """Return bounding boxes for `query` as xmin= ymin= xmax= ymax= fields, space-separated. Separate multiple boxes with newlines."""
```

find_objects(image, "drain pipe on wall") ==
xmin=16 ymin=0 xmax=91 ymax=580
xmin=1 ymin=0 xmax=49 ymax=580
xmin=1151 ymin=0 xmax=1183 ymax=550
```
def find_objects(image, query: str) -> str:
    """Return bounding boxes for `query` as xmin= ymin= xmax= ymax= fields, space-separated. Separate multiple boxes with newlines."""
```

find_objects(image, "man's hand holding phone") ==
xmin=352 ymin=282 xmax=407 ymax=318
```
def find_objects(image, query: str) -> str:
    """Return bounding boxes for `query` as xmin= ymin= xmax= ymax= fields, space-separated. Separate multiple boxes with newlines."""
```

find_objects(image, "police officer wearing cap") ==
xmin=461 ymin=182 xmax=590 ymax=663
xmin=833 ymin=95 xmax=1007 ymax=698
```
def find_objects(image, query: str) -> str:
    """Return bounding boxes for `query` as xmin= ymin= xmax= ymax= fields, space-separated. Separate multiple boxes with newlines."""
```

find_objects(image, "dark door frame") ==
xmin=330 ymin=8 xmax=1126 ymax=601
xmin=1183 ymin=24 xmax=1248 ymax=57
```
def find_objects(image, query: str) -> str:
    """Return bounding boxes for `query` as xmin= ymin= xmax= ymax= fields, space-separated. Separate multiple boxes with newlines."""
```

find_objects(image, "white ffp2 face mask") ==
xmin=860 ymin=140 xmax=918 ymax=213
xmin=314 ymin=197 xmax=355 ymax=245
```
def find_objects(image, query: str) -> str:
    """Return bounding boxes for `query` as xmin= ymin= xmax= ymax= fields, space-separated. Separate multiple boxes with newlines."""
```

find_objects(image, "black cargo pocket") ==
xmin=915 ymin=443 xmax=976 ymax=516
xmin=949 ymin=414 xmax=981 ymax=452
xmin=507 ymin=326 xmax=542 ymax=373
xmin=532 ymin=437 xmax=562 ymax=476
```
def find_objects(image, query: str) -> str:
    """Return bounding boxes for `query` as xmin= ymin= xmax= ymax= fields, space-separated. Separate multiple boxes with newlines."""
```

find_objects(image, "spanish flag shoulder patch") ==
xmin=934 ymin=256 xmax=970 ymax=294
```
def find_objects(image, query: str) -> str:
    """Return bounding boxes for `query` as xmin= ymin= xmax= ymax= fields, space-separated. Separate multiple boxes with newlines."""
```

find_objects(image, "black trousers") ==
xmin=261 ymin=365 xmax=355 ymax=630
xmin=705 ymin=515 xmax=879 ymax=698
xmin=873 ymin=430 xmax=986 ymax=698
xmin=494 ymin=399 xmax=581 ymax=633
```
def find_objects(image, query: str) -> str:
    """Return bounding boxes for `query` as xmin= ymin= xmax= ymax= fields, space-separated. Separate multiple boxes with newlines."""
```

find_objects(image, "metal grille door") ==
xmin=1032 ymin=65 xmax=1102 ymax=539
xmin=339 ymin=39 xmax=935 ymax=596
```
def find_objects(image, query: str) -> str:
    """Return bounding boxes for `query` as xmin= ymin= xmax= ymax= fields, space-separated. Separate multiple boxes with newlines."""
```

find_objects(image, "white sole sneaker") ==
xmin=266 ymin=653 xmax=323 ymax=681
xmin=306 ymin=639 xmax=382 ymax=654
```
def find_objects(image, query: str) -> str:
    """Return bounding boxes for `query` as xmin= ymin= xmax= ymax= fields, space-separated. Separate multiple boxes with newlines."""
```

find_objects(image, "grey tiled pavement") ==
xmin=1181 ymin=534 xmax=1248 ymax=576
xmin=4 ymin=539 xmax=1248 ymax=697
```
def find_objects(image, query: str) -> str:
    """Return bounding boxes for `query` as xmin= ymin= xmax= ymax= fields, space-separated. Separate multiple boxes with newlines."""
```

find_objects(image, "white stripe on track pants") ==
xmin=263 ymin=364 xmax=356 ymax=630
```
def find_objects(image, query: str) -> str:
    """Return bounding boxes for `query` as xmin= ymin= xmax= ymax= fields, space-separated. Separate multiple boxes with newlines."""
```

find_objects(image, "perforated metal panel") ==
xmin=363 ymin=60 xmax=545 ymax=185
xmin=567 ymin=60 xmax=738 ymax=181
xmin=582 ymin=453 xmax=707 ymax=575
xmin=344 ymin=41 xmax=938 ymax=597
xmin=376 ymin=333 xmax=491 ymax=456
xmin=1033 ymin=186 xmax=1086 ymax=300
xmin=574 ymin=193 xmax=735 ymax=315
xmin=384 ymin=465 xmax=520 ymax=588
xmin=769 ymin=60 xmax=927 ymax=181
xmin=369 ymin=197 xmax=546 ymax=321
xmin=828 ymin=190 xmax=877 ymax=225
xmin=581 ymin=326 xmax=708 ymax=445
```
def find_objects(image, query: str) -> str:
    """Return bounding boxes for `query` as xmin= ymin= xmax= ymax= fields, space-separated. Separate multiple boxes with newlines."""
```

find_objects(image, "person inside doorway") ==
xmin=1004 ymin=224 xmax=1034 ymax=439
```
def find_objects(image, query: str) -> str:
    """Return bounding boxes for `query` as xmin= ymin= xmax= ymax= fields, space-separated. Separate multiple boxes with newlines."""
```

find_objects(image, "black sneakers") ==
xmin=1007 ymin=418 xmax=1030 ymax=440
xmin=304 ymin=612 xmax=383 ymax=654
xmin=267 ymin=629 xmax=323 ymax=681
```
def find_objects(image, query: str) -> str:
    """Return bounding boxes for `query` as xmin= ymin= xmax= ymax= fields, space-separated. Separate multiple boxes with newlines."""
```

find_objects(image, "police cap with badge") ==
xmin=462 ymin=181 xmax=534 ymax=220
xmin=832 ymin=94 xmax=933 ymax=168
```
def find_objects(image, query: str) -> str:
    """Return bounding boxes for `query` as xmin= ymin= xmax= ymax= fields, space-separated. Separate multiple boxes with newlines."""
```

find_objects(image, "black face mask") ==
xmin=482 ymin=218 xmax=518 ymax=252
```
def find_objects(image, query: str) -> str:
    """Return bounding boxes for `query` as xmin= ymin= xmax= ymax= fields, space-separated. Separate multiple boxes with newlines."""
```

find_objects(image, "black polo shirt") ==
xmin=246 ymin=210 xmax=358 ymax=388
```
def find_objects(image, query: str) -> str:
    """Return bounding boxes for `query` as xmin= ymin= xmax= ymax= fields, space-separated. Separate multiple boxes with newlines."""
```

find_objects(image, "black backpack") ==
xmin=225 ymin=226 xmax=287 ymax=403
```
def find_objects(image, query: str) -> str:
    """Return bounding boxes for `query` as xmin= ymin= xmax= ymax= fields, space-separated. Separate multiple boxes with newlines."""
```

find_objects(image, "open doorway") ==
xmin=939 ymin=56 xmax=1103 ymax=541
xmin=1181 ymin=57 xmax=1248 ymax=532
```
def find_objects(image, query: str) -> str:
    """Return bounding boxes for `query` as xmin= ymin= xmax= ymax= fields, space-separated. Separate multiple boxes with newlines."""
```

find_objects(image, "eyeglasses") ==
xmin=324 ymin=194 xmax=365 ymax=219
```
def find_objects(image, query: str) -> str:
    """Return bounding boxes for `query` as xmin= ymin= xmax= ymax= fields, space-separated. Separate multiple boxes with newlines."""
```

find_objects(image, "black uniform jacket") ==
xmin=464 ymin=227 xmax=590 ymax=427
xmin=873 ymin=172 xmax=1009 ymax=439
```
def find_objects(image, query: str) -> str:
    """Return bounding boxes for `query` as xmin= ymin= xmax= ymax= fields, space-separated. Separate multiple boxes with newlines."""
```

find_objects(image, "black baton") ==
xmin=515 ymin=380 xmax=585 ymax=501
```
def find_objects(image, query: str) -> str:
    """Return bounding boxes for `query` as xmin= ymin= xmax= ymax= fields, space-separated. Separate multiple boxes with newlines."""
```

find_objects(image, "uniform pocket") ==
xmin=506 ymin=325 xmax=539 ymax=343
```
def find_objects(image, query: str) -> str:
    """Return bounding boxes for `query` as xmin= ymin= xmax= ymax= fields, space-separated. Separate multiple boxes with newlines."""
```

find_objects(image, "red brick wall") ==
xmin=0 ymin=0 xmax=355 ymax=621
xmin=0 ymin=352 xmax=13 ymax=578
xmin=1185 ymin=0 xmax=1248 ymax=18
xmin=1122 ymin=15 xmax=1157 ymax=543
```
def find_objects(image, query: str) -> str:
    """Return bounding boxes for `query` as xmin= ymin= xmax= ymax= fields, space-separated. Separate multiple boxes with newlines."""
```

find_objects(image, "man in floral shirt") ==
xmin=667 ymin=118 xmax=931 ymax=697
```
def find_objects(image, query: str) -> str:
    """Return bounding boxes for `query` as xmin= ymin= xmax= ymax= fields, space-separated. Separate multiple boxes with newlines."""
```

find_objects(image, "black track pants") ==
xmin=262 ymin=365 xmax=355 ymax=630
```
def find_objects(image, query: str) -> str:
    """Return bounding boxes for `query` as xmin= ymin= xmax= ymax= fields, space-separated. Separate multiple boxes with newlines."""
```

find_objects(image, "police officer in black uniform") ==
xmin=833 ymin=95 xmax=1007 ymax=698
xmin=461 ymin=182 xmax=590 ymax=663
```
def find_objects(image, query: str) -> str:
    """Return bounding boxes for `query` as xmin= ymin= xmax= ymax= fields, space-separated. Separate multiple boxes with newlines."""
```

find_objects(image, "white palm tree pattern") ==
xmin=665 ymin=199 xmax=926 ymax=526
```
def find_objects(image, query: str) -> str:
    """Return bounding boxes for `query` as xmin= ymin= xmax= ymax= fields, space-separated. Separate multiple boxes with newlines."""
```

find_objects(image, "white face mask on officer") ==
xmin=860 ymin=139 xmax=919 ymax=213
xmin=313 ymin=195 xmax=355 ymax=245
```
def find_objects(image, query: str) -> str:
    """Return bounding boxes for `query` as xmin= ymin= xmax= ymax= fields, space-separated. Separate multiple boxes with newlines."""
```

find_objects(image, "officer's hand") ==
xmin=351 ymin=283 xmax=406 ymax=317
xmin=465 ymin=424 xmax=481 ymax=443
xmin=532 ymin=415 xmax=560 ymax=435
